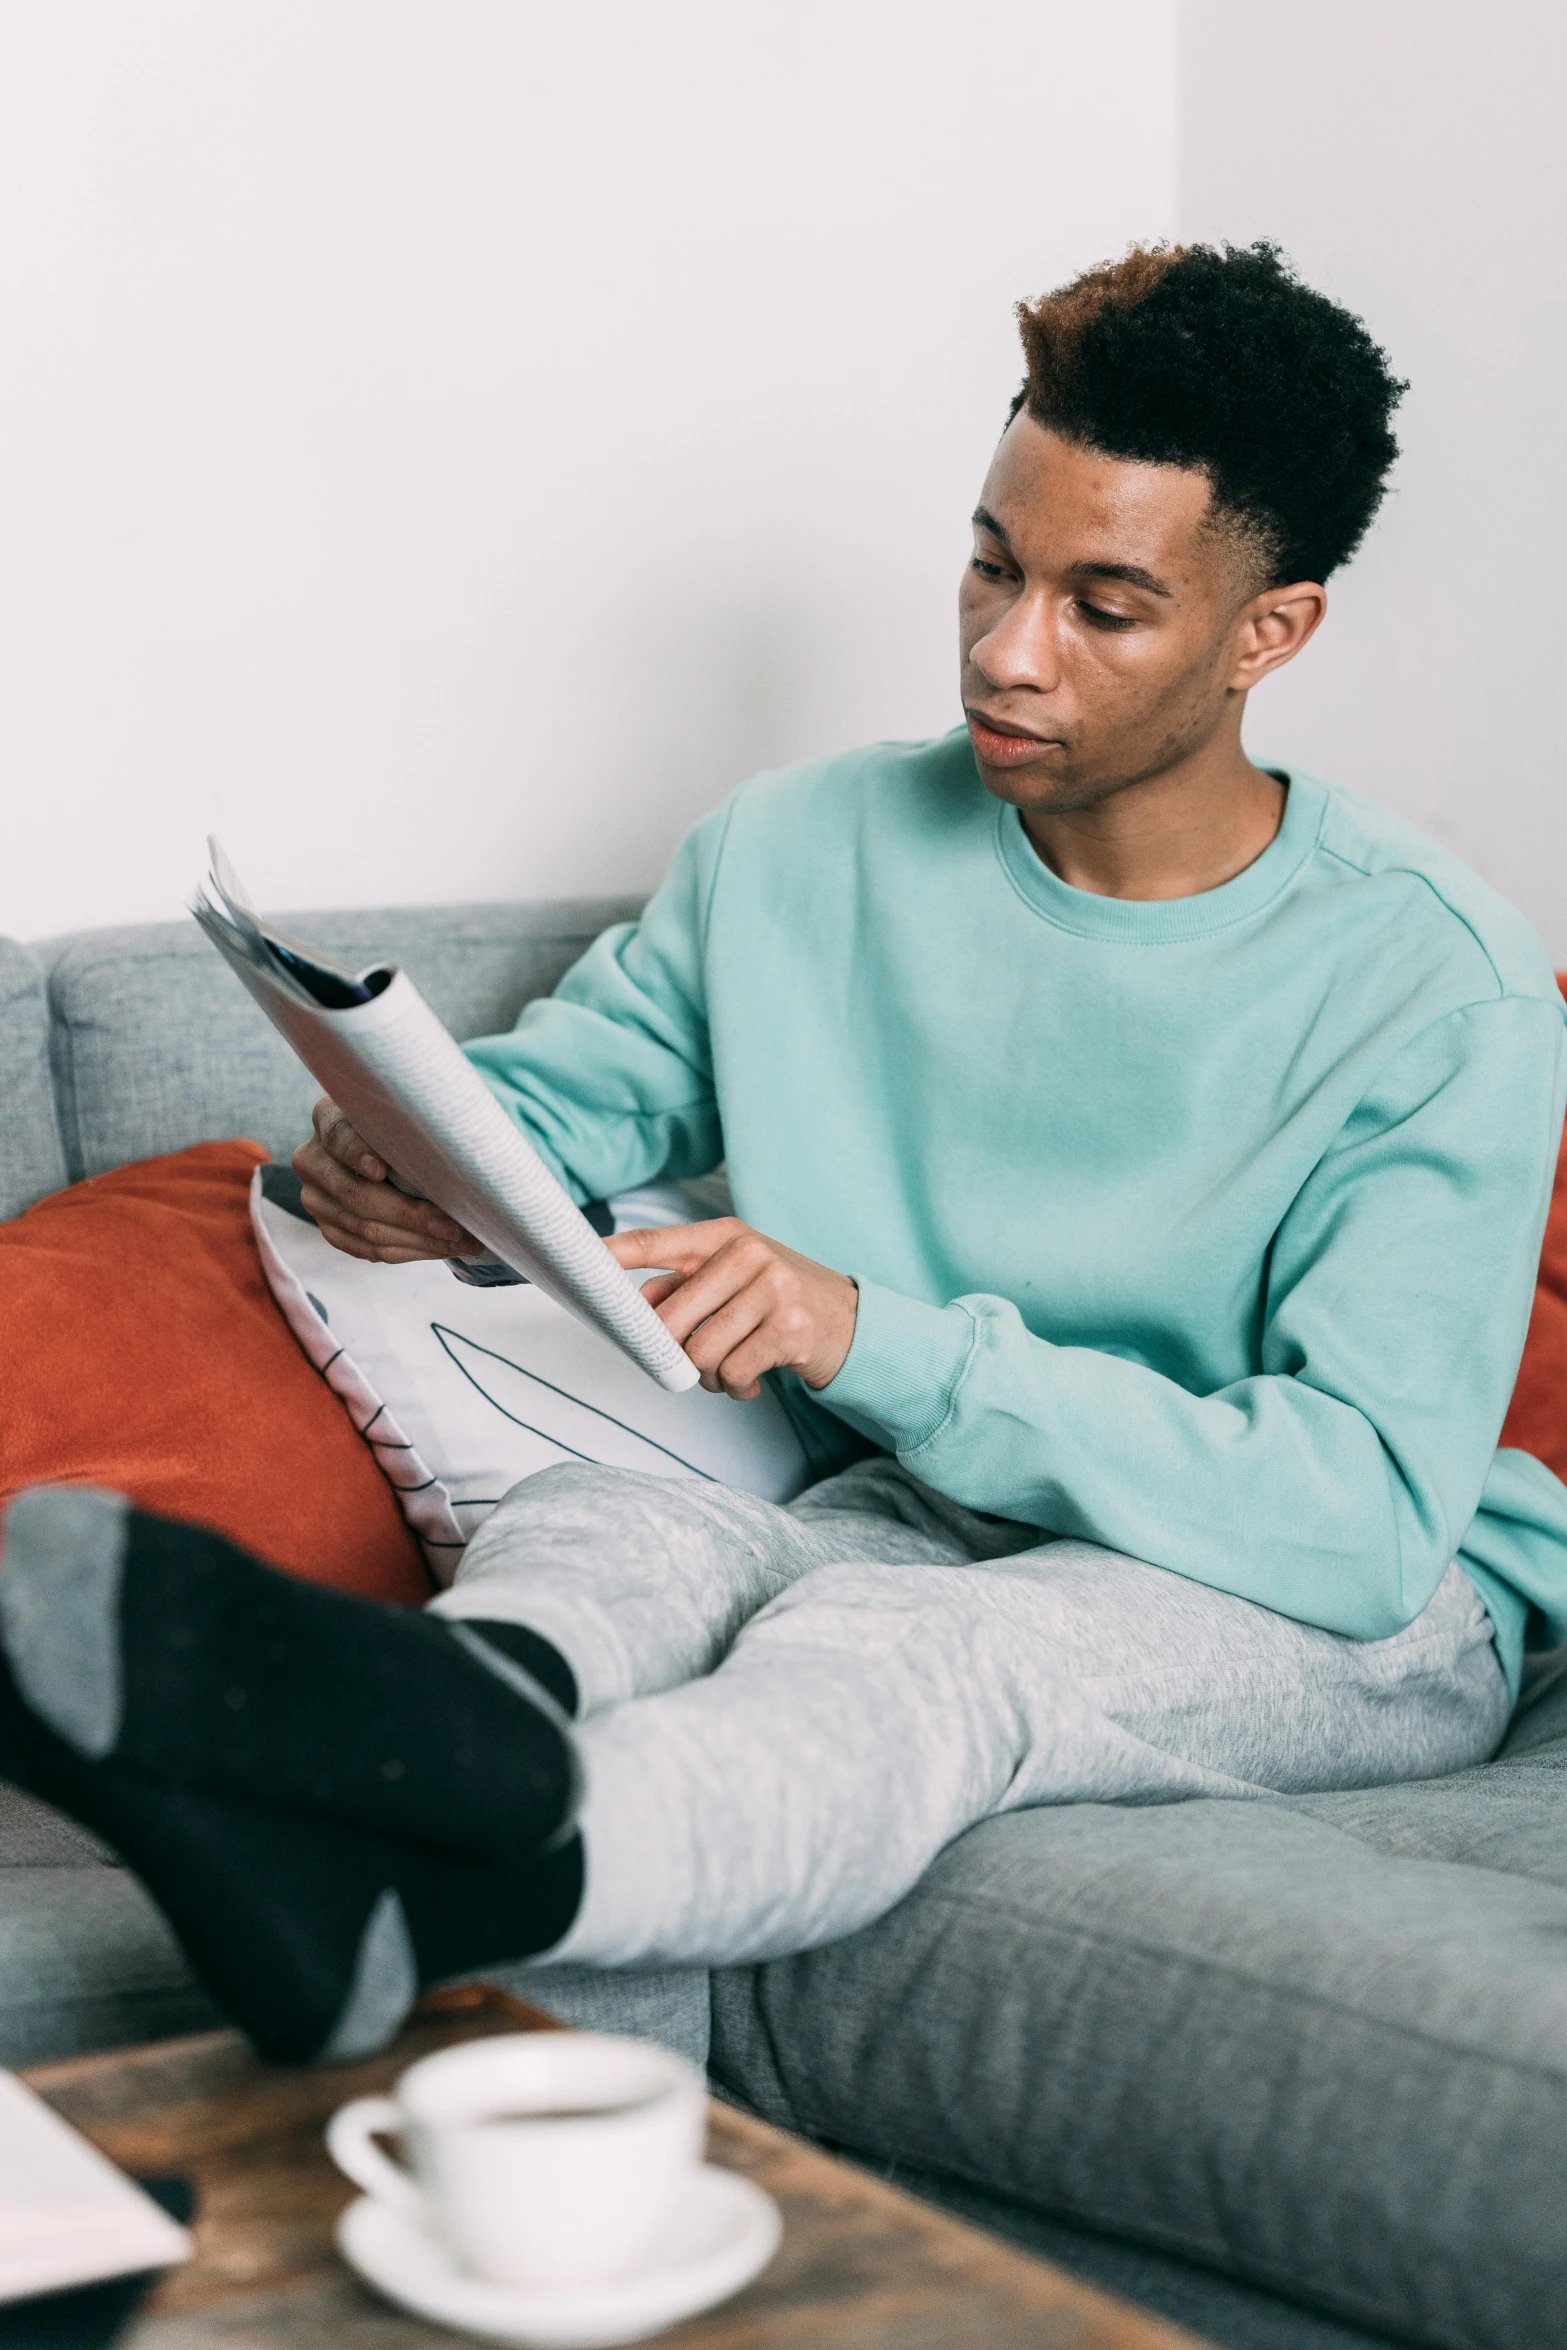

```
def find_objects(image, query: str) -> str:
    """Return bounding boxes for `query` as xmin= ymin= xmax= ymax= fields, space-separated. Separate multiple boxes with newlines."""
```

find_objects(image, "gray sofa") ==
xmin=3 ymin=902 xmax=1566 ymax=2350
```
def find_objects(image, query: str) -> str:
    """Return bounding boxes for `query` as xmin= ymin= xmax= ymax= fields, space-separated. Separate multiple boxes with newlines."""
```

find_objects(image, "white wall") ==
xmin=1180 ymin=1 xmax=1567 ymax=956
xmin=0 ymin=1 xmax=1175 ymax=939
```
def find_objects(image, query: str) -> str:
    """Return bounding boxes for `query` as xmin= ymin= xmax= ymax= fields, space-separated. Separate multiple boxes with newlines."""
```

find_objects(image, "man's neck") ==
xmin=1019 ymin=746 xmax=1287 ymax=904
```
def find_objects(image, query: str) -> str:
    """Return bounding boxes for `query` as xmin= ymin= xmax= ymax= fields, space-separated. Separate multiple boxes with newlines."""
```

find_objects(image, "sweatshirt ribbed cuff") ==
xmin=817 ymin=1279 xmax=976 ymax=1454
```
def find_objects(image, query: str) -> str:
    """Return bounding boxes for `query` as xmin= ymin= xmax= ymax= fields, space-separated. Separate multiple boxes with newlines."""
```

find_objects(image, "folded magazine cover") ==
xmin=191 ymin=841 xmax=699 ymax=1393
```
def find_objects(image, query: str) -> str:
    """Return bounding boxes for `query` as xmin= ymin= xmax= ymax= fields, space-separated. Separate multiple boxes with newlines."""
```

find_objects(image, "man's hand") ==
xmin=607 ymin=1218 xmax=858 ymax=1399
xmin=292 ymin=1099 xmax=481 ymax=1264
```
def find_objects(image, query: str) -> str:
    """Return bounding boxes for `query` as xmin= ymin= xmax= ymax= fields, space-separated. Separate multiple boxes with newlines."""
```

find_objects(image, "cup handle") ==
xmin=326 ymin=2096 xmax=424 ymax=2221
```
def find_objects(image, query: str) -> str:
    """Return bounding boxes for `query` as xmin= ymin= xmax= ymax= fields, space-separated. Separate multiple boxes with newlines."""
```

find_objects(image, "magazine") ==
xmin=0 ymin=2070 xmax=190 ymax=2304
xmin=191 ymin=842 xmax=699 ymax=1393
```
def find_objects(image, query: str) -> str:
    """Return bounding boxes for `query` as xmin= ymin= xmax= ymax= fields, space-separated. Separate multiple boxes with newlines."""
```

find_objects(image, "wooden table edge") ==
xmin=19 ymin=1983 xmax=1214 ymax=2350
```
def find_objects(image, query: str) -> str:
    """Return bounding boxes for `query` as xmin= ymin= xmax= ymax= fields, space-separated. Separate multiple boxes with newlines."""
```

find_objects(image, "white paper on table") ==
xmin=0 ymin=2071 xmax=191 ymax=2306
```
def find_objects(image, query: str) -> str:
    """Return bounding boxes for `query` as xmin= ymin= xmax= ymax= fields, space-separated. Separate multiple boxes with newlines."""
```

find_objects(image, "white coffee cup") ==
xmin=326 ymin=2031 xmax=706 ymax=2289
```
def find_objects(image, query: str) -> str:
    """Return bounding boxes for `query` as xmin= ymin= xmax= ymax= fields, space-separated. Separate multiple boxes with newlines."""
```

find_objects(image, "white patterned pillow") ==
xmin=251 ymin=1166 xmax=810 ymax=1584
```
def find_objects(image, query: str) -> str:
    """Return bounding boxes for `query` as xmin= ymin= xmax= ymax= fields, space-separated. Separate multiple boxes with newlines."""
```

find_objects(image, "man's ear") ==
xmin=1226 ymin=581 xmax=1328 ymax=690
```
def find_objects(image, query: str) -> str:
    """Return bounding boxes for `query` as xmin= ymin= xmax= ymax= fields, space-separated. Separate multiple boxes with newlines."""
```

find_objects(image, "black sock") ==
xmin=0 ymin=1650 xmax=583 ymax=2065
xmin=0 ymin=1488 xmax=579 ymax=1864
xmin=469 ymin=1619 xmax=578 ymax=1716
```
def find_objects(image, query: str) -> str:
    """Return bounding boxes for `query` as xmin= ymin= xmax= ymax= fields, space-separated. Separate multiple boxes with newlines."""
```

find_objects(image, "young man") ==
xmin=5 ymin=242 xmax=1566 ymax=2062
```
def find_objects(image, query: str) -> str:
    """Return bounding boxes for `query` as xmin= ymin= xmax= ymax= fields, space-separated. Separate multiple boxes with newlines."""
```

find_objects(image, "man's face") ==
xmin=959 ymin=414 xmax=1261 ymax=814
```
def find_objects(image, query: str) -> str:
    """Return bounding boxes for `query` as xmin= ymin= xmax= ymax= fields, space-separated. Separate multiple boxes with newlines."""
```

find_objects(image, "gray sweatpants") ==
xmin=429 ymin=1456 xmax=1509 ymax=1969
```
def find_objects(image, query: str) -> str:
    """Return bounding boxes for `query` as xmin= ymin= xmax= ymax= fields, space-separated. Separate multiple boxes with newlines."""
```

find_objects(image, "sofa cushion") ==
xmin=0 ymin=1866 xmax=221 ymax=2069
xmin=0 ymin=1837 xmax=711 ymax=2072
xmin=42 ymin=900 xmax=640 ymax=1183
xmin=0 ymin=938 xmax=67 ymax=1222
xmin=0 ymin=1141 xmax=429 ymax=1603
xmin=0 ymin=1783 xmax=112 ymax=1870
xmin=710 ymin=1675 xmax=1567 ymax=2350
xmin=252 ymin=1167 xmax=808 ymax=1582
xmin=493 ymin=1960 xmax=711 ymax=2072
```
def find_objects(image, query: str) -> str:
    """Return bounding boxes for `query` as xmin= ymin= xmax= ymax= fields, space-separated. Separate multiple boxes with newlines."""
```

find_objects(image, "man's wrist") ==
xmin=801 ymin=1274 xmax=860 ymax=1390
xmin=814 ymin=1280 xmax=976 ymax=1452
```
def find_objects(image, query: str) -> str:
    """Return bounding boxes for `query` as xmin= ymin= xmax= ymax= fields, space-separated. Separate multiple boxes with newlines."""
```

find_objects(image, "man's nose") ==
xmin=970 ymin=592 xmax=1062 ymax=694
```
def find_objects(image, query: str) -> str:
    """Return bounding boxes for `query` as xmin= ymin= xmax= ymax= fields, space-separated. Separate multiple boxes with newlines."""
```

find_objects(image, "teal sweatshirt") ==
xmin=466 ymin=731 xmax=1567 ymax=1699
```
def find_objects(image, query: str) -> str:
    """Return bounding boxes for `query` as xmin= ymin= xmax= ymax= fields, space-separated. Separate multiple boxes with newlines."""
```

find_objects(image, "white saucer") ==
xmin=335 ymin=2165 xmax=782 ymax=2349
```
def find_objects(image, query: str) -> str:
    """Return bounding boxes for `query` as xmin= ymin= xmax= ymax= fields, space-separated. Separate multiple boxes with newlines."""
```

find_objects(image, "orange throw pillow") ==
xmin=0 ymin=1141 xmax=430 ymax=1604
xmin=1501 ymin=981 xmax=1567 ymax=1483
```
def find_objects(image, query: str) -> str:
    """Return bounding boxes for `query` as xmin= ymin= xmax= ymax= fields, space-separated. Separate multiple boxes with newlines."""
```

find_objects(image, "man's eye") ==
xmin=970 ymin=556 xmax=1010 ymax=581
xmin=1078 ymin=602 xmax=1136 ymax=631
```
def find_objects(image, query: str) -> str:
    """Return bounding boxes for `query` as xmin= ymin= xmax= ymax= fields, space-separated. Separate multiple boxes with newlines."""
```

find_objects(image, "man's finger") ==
xmin=709 ymin=1331 xmax=774 ymax=1400
xmin=606 ymin=1220 xmax=743 ymax=1274
xmin=645 ymin=1238 xmax=770 ymax=1349
xmin=316 ymin=1222 xmax=461 ymax=1264
xmin=296 ymin=1179 xmax=470 ymax=1256
xmin=313 ymin=1224 xmax=449 ymax=1265
xmin=293 ymin=1143 xmax=468 ymax=1245
xmin=312 ymin=1098 xmax=386 ymax=1182
xmin=294 ymin=1139 xmax=390 ymax=1210
xmin=680 ymin=1285 xmax=770 ymax=1379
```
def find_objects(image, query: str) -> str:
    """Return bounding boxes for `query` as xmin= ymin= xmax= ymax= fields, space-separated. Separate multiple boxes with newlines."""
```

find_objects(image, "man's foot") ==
xmin=0 ymin=1487 xmax=579 ymax=1864
xmin=0 ymin=1648 xmax=582 ymax=2063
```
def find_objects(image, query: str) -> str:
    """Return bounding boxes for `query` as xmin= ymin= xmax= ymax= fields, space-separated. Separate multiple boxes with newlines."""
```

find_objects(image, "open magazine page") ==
xmin=192 ymin=845 xmax=699 ymax=1393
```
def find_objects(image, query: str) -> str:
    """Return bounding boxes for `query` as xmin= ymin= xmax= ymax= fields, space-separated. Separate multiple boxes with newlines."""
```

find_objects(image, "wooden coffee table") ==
xmin=20 ymin=1984 xmax=1209 ymax=2348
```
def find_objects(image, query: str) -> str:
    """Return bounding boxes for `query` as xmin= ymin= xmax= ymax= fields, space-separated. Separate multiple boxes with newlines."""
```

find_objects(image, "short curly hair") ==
xmin=1012 ymin=242 xmax=1406 ymax=585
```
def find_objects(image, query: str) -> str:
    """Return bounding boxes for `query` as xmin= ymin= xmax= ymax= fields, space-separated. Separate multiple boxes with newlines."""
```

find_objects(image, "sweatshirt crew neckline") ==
xmin=993 ymin=766 xmax=1326 ymax=944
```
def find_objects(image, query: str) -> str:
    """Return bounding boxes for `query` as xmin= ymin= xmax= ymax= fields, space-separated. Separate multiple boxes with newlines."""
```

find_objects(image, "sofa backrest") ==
xmin=0 ymin=939 xmax=68 ymax=1220
xmin=1 ymin=897 xmax=640 ymax=1215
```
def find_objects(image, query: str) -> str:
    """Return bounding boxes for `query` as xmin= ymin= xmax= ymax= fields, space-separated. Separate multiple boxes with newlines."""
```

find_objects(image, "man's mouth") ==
xmin=965 ymin=709 xmax=1063 ymax=767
